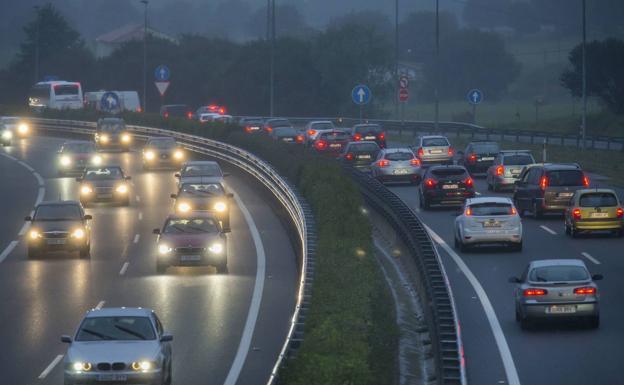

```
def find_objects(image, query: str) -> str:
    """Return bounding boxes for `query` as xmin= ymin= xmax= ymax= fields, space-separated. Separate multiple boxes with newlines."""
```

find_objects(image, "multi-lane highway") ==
xmin=0 ymin=134 xmax=297 ymax=385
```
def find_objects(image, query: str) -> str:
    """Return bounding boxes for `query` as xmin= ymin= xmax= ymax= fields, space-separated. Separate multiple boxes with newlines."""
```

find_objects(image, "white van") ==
xmin=28 ymin=81 xmax=83 ymax=111
xmin=84 ymin=91 xmax=141 ymax=113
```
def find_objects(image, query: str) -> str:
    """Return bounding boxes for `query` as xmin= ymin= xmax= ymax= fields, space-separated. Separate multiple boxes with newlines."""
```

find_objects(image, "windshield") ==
xmin=181 ymin=164 xmax=222 ymax=177
xmin=349 ymin=143 xmax=379 ymax=152
xmin=99 ymin=123 xmax=124 ymax=133
xmin=274 ymin=127 xmax=297 ymax=136
xmin=468 ymin=203 xmax=513 ymax=216
xmin=547 ymin=170 xmax=584 ymax=186
xmin=579 ymin=193 xmax=618 ymax=207
xmin=385 ymin=151 xmax=413 ymax=161
xmin=180 ymin=183 xmax=224 ymax=195
xmin=354 ymin=125 xmax=381 ymax=134
xmin=472 ymin=143 xmax=500 ymax=153
xmin=148 ymin=139 xmax=176 ymax=149
xmin=503 ymin=154 xmax=534 ymax=165
xmin=266 ymin=119 xmax=291 ymax=127
xmin=321 ymin=131 xmax=349 ymax=141
xmin=34 ymin=205 xmax=81 ymax=221
xmin=431 ymin=168 xmax=466 ymax=177
xmin=422 ymin=137 xmax=449 ymax=147
xmin=62 ymin=143 xmax=95 ymax=153
xmin=529 ymin=265 xmax=590 ymax=282
xmin=76 ymin=316 xmax=156 ymax=341
xmin=163 ymin=218 xmax=220 ymax=234
xmin=84 ymin=168 xmax=123 ymax=180
xmin=53 ymin=84 xmax=79 ymax=96
xmin=311 ymin=122 xmax=334 ymax=130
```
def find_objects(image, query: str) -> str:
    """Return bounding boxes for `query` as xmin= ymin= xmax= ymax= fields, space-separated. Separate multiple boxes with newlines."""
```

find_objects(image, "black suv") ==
xmin=419 ymin=165 xmax=475 ymax=209
xmin=513 ymin=163 xmax=589 ymax=218
xmin=458 ymin=141 xmax=500 ymax=174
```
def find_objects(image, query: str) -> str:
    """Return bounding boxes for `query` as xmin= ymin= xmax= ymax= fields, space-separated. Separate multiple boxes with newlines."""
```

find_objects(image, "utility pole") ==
xmin=266 ymin=0 xmax=271 ymax=41
xmin=34 ymin=5 xmax=40 ymax=83
xmin=269 ymin=0 xmax=275 ymax=117
xmin=580 ymin=0 xmax=587 ymax=150
xmin=395 ymin=0 xmax=400 ymax=120
xmin=141 ymin=0 xmax=149 ymax=113
xmin=434 ymin=0 xmax=440 ymax=131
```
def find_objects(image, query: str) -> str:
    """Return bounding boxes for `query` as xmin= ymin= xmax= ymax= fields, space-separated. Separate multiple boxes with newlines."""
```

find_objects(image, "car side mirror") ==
xmin=170 ymin=194 xmax=177 ymax=199
xmin=226 ymin=193 xmax=234 ymax=198
xmin=61 ymin=335 xmax=72 ymax=343
xmin=84 ymin=214 xmax=92 ymax=220
xmin=174 ymin=173 xmax=181 ymax=178
xmin=153 ymin=228 xmax=161 ymax=235
xmin=125 ymin=176 xmax=132 ymax=180
xmin=223 ymin=172 xmax=231 ymax=177
xmin=160 ymin=333 xmax=173 ymax=342
xmin=24 ymin=215 xmax=32 ymax=221
xmin=75 ymin=177 xmax=82 ymax=182
xmin=592 ymin=274 xmax=603 ymax=281
xmin=508 ymin=276 xmax=521 ymax=284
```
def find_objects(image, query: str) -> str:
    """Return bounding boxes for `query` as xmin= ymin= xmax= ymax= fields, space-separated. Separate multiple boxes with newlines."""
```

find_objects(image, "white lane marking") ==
xmin=18 ymin=221 xmax=30 ymax=236
xmin=95 ymin=300 xmax=105 ymax=310
xmin=18 ymin=160 xmax=34 ymax=172
xmin=138 ymin=212 xmax=143 ymax=221
xmin=539 ymin=225 xmax=557 ymax=235
xmin=135 ymin=195 xmax=141 ymax=202
xmin=119 ymin=262 xmax=130 ymax=275
xmin=133 ymin=234 xmax=140 ymax=244
xmin=36 ymin=187 xmax=45 ymax=204
xmin=38 ymin=354 xmax=64 ymax=379
xmin=424 ymin=224 xmax=521 ymax=385
xmin=223 ymin=194 xmax=266 ymax=385
xmin=34 ymin=172 xmax=45 ymax=187
xmin=581 ymin=252 xmax=601 ymax=265
xmin=0 ymin=241 xmax=19 ymax=264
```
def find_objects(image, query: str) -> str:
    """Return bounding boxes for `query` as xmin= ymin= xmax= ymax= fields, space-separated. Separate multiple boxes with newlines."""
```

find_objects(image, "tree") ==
xmin=561 ymin=38 xmax=624 ymax=114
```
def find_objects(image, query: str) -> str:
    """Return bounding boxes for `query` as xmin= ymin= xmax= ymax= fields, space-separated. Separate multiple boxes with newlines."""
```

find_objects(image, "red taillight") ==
xmin=354 ymin=133 xmax=362 ymax=141
xmin=468 ymin=153 xmax=477 ymax=163
xmin=296 ymin=135 xmax=304 ymax=143
xmin=245 ymin=126 xmax=252 ymax=133
xmin=540 ymin=176 xmax=548 ymax=190
xmin=164 ymin=112 xmax=169 ymax=119
xmin=417 ymin=148 xmax=424 ymax=157
xmin=137 ymin=107 xmax=142 ymax=113
xmin=345 ymin=153 xmax=354 ymax=161
xmin=410 ymin=158 xmax=421 ymax=166
xmin=496 ymin=165 xmax=504 ymax=176
xmin=219 ymin=107 xmax=225 ymax=114
xmin=187 ymin=111 xmax=193 ymax=119
xmin=617 ymin=207 xmax=624 ymax=218
xmin=424 ymin=178 xmax=437 ymax=188
xmin=315 ymin=140 xmax=327 ymax=150
xmin=266 ymin=126 xmax=273 ymax=133
xmin=510 ymin=206 xmax=517 ymax=215
xmin=572 ymin=208 xmax=582 ymax=220
xmin=574 ymin=287 xmax=596 ymax=295
xmin=378 ymin=132 xmax=386 ymax=140
xmin=523 ymin=288 xmax=547 ymax=296
xmin=307 ymin=129 xmax=316 ymax=137
xmin=465 ymin=207 xmax=473 ymax=216
xmin=448 ymin=147 xmax=454 ymax=156
xmin=464 ymin=177 xmax=474 ymax=188
xmin=377 ymin=159 xmax=390 ymax=168
xmin=583 ymin=175 xmax=590 ymax=187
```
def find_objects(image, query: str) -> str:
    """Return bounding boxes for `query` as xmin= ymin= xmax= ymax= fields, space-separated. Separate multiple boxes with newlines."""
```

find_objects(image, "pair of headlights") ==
xmin=144 ymin=150 xmax=184 ymax=161
xmin=158 ymin=242 xmax=224 ymax=254
xmin=72 ymin=360 xmax=153 ymax=372
xmin=60 ymin=155 xmax=102 ymax=167
xmin=177 ymin=201 xmax=226 ymax=213
xmin=29 ymin=228 xmax=84 ymax=239
xmin=81 ymin=184 xmax=128 ymax=194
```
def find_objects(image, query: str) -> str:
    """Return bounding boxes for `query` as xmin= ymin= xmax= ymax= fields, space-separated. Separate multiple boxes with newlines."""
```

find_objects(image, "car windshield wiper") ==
xmin=81 ymin=328 xmax=114 ymax=340
xmin=170 ymin=224 xmax=190 ymax=233
xmin=114 ymin=324 xmax=147 ymax=340
xmin=187 ymin=190 xmax=215 ymax=195
xmin=185 ymin=225 xmax=210 ymax=233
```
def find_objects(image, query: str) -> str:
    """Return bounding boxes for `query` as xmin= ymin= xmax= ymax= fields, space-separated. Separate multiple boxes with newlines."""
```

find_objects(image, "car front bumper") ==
xmin=64 ymin=369 xmax=162 ymax=385
xmin=158 ymin=252 xmax=227 ymax=267
xmin=573 ymin=219 xmax=623 ymax=231
xmin=28 ymin=238 xmax=87 ymax=252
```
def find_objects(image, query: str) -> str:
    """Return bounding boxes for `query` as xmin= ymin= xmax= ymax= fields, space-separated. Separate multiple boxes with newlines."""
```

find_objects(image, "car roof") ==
xmin=86 ymin=307 xmax=154 ymax=318
xmin=166 ymin=212 xmax=220 ymax=221
xmin=38 ymin=200 xmax=81 ymax=206
xmin=574 ymin=188 xmax=618 ymax=195
xmin=381 ymin=147 xmax=413 ymax=153
xmin=527 ymin=163 xmax=581 ymax=170
xmin=310 ymin=120 xmax=332 ymax=124
xmin=348 ymin=141 xmax=377 ymax=146
xmin=63 ymin=140 xmax=93 ymax=145
xmin=353 ymin=123 xmax=380 ymax=127
xmin=529 ymin=259 xmax=586 ymax=269
xmin=163 ymin=104 xmax=188 ymax=108
xmin=183 ymin=160 xmax=220 ymax=166
xmin=466 ymin=196 xmax=513 ymax=205
xmin=421 ymin=135 xmax=448 ymax=139
xmin=429 ymin=165 xmax=466 ymax=171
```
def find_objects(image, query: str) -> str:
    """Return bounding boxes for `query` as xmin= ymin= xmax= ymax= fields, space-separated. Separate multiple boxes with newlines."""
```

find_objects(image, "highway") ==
xmin=0 ymin=135 xmax=298 ymax=385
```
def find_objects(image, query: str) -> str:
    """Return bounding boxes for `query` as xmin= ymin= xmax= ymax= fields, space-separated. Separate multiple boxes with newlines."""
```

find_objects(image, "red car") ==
xmin=313 ymin=130 xmax=350 ymax=157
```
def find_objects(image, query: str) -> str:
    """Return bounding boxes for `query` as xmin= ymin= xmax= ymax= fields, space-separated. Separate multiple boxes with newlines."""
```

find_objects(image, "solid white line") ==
xmin=36 ymin=187 xmax=45 ymax=205
xmin=34 ymin=172 xmax=45 ymax=187
xmin=18 ymin=221 xmax=30 ymax=237
xmin=133 ymin=234 xmax=140 ymax=244
xmin=0 ymin=241 xmax=19 ymax=264
xmin=18 ymin=160 xmax=34 ymax=172
xmin=95 ymin=300 xmax=105 ymax=310
xmin=38 ymin=354 xmax=64 ymax=379
xmin=539 ymin=225 xmax=557 ymax=235
xmin=119 ymin=262 xmax=130 ymax=275
xmin=424 ymin=224 xmax=521 ymax=385
xmin=581 ymin=252 xmax=601 ymax=265
xmin=223 ymin=195 xmax=266 ymax=385
xmin=138 ymin=212 xmax=143 ymax=221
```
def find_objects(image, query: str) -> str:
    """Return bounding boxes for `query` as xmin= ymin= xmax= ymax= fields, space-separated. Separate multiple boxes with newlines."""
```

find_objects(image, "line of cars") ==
xmin=0 ymin=116 xmax=32 ymax=146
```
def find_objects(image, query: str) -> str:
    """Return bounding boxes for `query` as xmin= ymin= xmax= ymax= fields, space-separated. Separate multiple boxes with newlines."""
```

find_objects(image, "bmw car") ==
xmin=57 ymin=141 xmax=102 ymax=176
xmin=62 ymin=307 xmax=173 ymax=385
xmin=171 ymin=182 xmax=233 ymax=231
xmin=142 ymin=137 xmax=185 ymax=170
xmin=77 ymin=166 xmax=132 ymax=206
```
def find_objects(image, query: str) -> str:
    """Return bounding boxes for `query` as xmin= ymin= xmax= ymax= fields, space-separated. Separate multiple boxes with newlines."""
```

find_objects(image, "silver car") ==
xmin=304 ymin=120 xmax=335 ymax=144
xmin=371 ymin=148 xmax=422 ymax=184
xmin=454 ymin=197 xmax=522 ymax=252
xmin=62 ymin=307 xmax=173 ymax=385
xmin=510 ymin=259 xmax=602 ymax=329
xmin=175 ymin=160 xmax=227 ymax=188
xmin=412 ymin=135 xmax=454 ymax=166
xmin=486 ymin=150 xmax=535 ymax=191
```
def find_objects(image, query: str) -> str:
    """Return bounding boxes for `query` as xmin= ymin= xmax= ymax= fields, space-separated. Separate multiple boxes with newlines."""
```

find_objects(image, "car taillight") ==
xmin=496 ymin=165 xmax=504 ymax=176
xmin=266 ymin=126 xmax=273 ymax=133
xmin=464 ymin=177 xmax=474 ymax=187
xmin=417 ymin=148 xmax=424 ymax=157
xmin=448 ymin=147 xmax=454 ymax=156
xmin=424 ymin=178 xmax=437 ymax=189
xmin=510 ymin=206 xmax=518 ymax=215
xmin=583 ymin=175 xmax=590 ymax=187
xmin=354 ymin=133 xmax=362 ymax=141
xmin=164 ymin=112 xmax=169 ymax=119
xmin=315 ymin=140 xmax=327 ymax=150
xmin=307 ymin=129 xmax=316 ymax=137
xmin=137 ymin=107 xmax=142 ymax=113
xmin=468 ymin=153 xmax=477 ymax=163
xmin=296 ymin=135 xmax=304 ymax=143
xmin=219 ymin=107 xmax=226 ymax=114
xmin=617 ymin=207 xmax=624 ymax=218
xmin=378 ymin=132 xmax=386 ymax=140
xmin=572 ymin=208 xmax=582 ymax=220
xmin=523 ymin=288 xmax=547 ymax=296
xmin=465 ymin=207 xmax=473 ymax=216
xmin=410 ymin=158 xmax=421 ymax=166
xmin=345 ymin=153 xmax=354 ymax=161
xmin=574 ymin=287 xmax=596 ymax=295
xmin=187 ymin=111 xmax=193 ymax=119
xmin=245 ymin=126 xmax=252 ymax=133
xmin=540 ymin=176 xmax=548 ymax=190
xmin=377 ymin=159 xmax=390 ymax=168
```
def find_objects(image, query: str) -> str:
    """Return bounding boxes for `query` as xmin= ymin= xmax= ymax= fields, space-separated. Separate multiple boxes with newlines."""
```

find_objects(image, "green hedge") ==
xmin=20 ymin=108 xmax=398 ymax=385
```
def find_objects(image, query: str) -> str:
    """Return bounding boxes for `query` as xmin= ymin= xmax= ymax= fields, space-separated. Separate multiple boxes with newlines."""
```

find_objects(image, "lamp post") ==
xmin=141 ymin=0 xmax=149 ymax=113
xmin=580 ymin=0 xmax=587 ymax=150
xmin=434 ymin=0 xmax=440 ymax=131
xmin=34 ymin=5 xmax=40 ymax=83
xmin=269 ymin=0 xmax=275 ymax=117
xmin=395 ymin=0 xmax=400 ymax=120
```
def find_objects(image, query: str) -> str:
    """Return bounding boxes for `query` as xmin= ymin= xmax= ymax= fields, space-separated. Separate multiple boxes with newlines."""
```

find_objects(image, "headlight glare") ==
xmin=121 ymin=133 xmax=131 ymax=143
xmin=214 ymin=202 xmax=227 ymax=212
xmin=60 ymin=155 xmax=71 ymax=166
xmin=29 ymin=230 xmax=41 ymax=239
xmin=173 ymin=150 xmax=184 ymax=159
xmin=208 ymin=242 xmax=224 ymax=254
xmin=91 ymin=155 xmax=102 ymax=165
xmin=177 ymin=202 xmax=191 ymax=213
xmin=144 ymin=150 xmax=155 ymax=160
xmin=81 ymin=185 xmax=93 ymax=194
xmin=131 ymin=361 xmax=152 ymax=371
xmin=2 ymin=130 xmax=12 ymax=139
xmin=73 ymin=362 xmax=92 ymax=372
xmin=158 ymin=244 xmax=172 ymax=254
xmin=71 ymin=228 xmax=85 ymax=239
xmin=100 ymin=134 xmax=109 ymax=143
xmin=116 ymin=184 xmax=128 ymax=193
xmin=18 ymin=123 xmax=29 ymax=134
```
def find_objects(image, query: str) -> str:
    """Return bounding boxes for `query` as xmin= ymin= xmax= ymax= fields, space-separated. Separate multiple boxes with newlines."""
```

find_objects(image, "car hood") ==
xmin=67 ymin=340 xmax=161 ymax=363
xmin=33 ymin=220 xmax=81 ymax=232
xmin=179 ymin=176 xmax=224 ymax=185
xmin=160 ymin=233 xmax=221 ymax=247
xmin=84 ymin=180 xmax=121 ymax=188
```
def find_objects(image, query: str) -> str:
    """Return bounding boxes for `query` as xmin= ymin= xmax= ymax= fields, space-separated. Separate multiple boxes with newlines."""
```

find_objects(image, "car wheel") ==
xmin=454 ymin=233 xmax=460 ymax=249
xmin=588 ymin=315 xmax=600 ymax=329
xmin=487 ymin=182 xmax=492 ymax=191
xmin=418 ymin=191 xmax=424 ymax=209
xmin=533 ymin=201 xmax=543 ymax=219
xmin=571 ymin=226 xmax=579 ymax=238
xmin=515 ymin=307 xmax=521 ymax=322
xmin=514 ymin=199 xmax=524 ymax=218
xmin=492 ymin=183 xmax=499 ymax=192
xmin=79 ymin=244 xmax=90 ymax=258
xmin=614 ymin=228 xmax=623 ymax=238
xmin=156 ymin=262 xmax=168 ymax=274
xmin=512 ymin=241 xmax=523 ymax=252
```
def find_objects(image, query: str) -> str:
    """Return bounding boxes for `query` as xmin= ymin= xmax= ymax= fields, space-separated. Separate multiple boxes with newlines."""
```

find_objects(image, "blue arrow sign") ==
xmin=100 ymin=92 xmax=120 ymax=112
xmin=467 ymin=89 xmax=483 ymax=105
xmin=352 ymin=85 xmax=371 ymax=105
xmin=154 ymin=65 xmax=170 ymax=81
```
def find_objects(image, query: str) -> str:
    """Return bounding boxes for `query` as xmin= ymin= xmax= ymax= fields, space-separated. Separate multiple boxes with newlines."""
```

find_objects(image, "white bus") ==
xmin=28 ymin=81 xmax=84 ymax=111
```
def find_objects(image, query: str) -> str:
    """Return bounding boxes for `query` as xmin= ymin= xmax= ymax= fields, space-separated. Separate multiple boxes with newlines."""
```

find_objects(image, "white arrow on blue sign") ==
xmin=467 ymin=89 xmax=483 ymax=105
xmin=154 ymin=65 xmax=170 ymax=81
xmin=352 ymin=85 xmax=371 ymax=105
xmin=100 ymin=92 xmax=120 ymax=112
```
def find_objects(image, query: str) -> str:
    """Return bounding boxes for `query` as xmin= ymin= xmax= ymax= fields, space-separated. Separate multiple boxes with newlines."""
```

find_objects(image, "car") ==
xmin=195 ymin=104 xmax=227 ymax=117
xmin=160 ymin=104 xmax=193 ymax=119
xmin=57 ymin=141 xmax=102 ymax=176
xmin=350 ymin=123 xmax=386 ymax=148
xmin=77 ymin=166 xmax=132 ymax=206
xmin=564 ymin=188 xmax=624 ymax=237
xmin=142 ymin=137 xmax=186 ymax=170
xmin=95 ymin=118 xmax=132 ymax=151
xmin=458 ymin=141 xmax=501 ymax=175
xmin=239 ymin=117 xmax=264 ymax=134
xmin=175 ymin=161 xmax=226 ymax=188
xmin=270 ymin=126 xmax=305 ymax=144
xmin=198 ymin=112 xmax=221 ymax=123
xmin=304 ymin=120 xmax=335 ymax=145
xmin=62 ymin=307 xmax=173 ymax=385
xmin=509 ymin=259 xmax=602 ymax=329
xmin=513 ymin=163 xmax=589 ymax=218
xmin=170 ymin=182 xmax=233 ymax=230
xmin=339 ymin=141 xmax=380 ymax=171
xmin=263 ymin=118 xmax=292 ymax=134
xmin=454 ymin=197 xmax=522 ymax=252
xmin=412 ymin=135 xmax=454 ymax=166
xmin=312 ymin=130 xmax=350 ymax=157
xmin=419 ymin=165 xmax=475 ymax=209
xmin=486 ymin=150 xmax=536 ymax=192
xmin=214 ymin=114 xmax=233 ymax=123
xmin=370 ymin=148 xmax=422 ymax=184
xmin=0 ymin=116 xmax=30 ymax=140
xmin=24 ymin=200 xmax=91 ymax=258
xmin=153 ymin=213 xmax=229 ymax=273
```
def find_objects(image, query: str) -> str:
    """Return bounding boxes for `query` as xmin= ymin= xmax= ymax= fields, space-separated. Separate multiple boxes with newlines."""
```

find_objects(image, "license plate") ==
xmin=250 ymin=126 xmax=259 ymax=130
xmin=46 ymin=239 xmax=66 ymax=245
xmin=430 ymin=149 xmax=443 ymax=154
xmin=548 ymin=305 xmax=576 ymax=314
xmin=442 ymin=184 xmax=458 ymax=189
xmin=357 ymin=155 xmax=371 ymax=160
xmin=558 ymin=192 xmax=573 ymax=198
xmin=97 ymin=374 xmax=127 ymax=382
xmin=364 ymin=136 xmax=376 ymax=140
xmin=482 ymin=157 xmax=494 ymax=161
xmin=282 ymin=138 xmax=293 ymax=142
xmin=329 ymin=143 xmax=341 ymax=148
xmin=181 ymin=255 xmax=201 ymax=262
xmin=393 ymin=169 xmax=410 ymax=175
xmin=97 ymin=194 xmax=113 ymax=199
xmin=590 ymin=212 xmax=609 ymax=218
xmin=483 ymin=221 xmax=501 ymax=228
xmin=511 ymin=169 xmax=521 ymax=175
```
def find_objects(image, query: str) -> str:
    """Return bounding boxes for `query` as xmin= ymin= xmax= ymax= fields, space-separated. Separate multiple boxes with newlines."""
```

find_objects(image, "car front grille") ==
xmin=95 ymin=187 xmax=114 ymax=194
xmin=96 ymin=362 xmax=127 ymax=371
xmin=43 ymin=231 xmax=68 ymax=239
xmin=175 ymin=247 xmax=205 ymax=254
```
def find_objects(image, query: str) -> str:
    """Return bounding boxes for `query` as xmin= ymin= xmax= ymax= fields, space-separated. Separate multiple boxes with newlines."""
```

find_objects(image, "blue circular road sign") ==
xmin=352 ymin=85 xmax=371 ymax=105
xmin=467 ymin=89 xmax=483 ymax=105
xmin=154 ymin=65 xmax=171 ymax=81
xmin=100 ymin=92 xmax=120 ymax=113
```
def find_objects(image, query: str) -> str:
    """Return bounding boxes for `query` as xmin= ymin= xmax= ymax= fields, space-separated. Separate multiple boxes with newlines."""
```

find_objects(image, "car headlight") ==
xmin=60 ymin=155 xmax=72 ymax=166
xmin=177 ymin=202 xmax=191 ymax=213
xmin=100 ymin=134 xmax=109 ymax=143
xmin=173 ymin=150 xmax=184 ymax=159
xmin=144 ymin=150 xmax=155 ymax=160
xmin=71 ymin=228 xmax=85 ymax=239
xmin=2 ymin=130 xmax=12 ymax=139
xmin=91 ymin=155 xmax=102 ymax=165
xmin=116 ymin=184 xmax=128 ymax=193
xmin=81 ymin=185 xmax=93 ymax=195
xmin=131 ymin=361 xmax=153 ymax=371
xmin=208 ymin=242 xmax=224 ymax=254
xmin=29 ymin=230 xmax=41 ymax=239
xmin=158 ymin=244 xmax=172 ymax=254
xmin=18 ymin=123 xmax=29 ymax=134
xmin=121 ymin=133 xmax=131 ymax=143
xmin=72 ymin=362 xmax=92 ymax=372
xmin=214 ymin=202 xmax=227 ymax=212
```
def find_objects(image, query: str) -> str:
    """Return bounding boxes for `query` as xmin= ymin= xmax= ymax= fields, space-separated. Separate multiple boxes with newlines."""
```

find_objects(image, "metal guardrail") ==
xmin=29 ymin=118 xmax=315 ymax=385
xmin=348 ymin=166 xmax=466 ymax=385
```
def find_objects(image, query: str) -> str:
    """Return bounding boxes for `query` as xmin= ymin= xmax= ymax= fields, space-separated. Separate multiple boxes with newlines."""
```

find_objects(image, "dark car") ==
xmin=142 ymin=137 xmax=186 ymax=170
xmin=270 ymin=127 xmax=304 ymax=144
xmin=77 ymin=166 xmax=132 ymax=206
xmin=57 ymin=141 xmax=102 ymax=176
xmin=25 ymin=201 xmax=92 ymax=258
xmin=160 ymin=104 xmax=193 ymax=119
xmin=95 ymin=118 xmax=132 ymax=151
xmin=458 ymin=141 xmax=501 ymax=174
xmin=513 ymin=163 xmax=589 ymax=218
xmin=350 ymin=124 xmax=386 ymax=148
xmin=153 ymin=213 xmax=229 ymax=273
xmin=313 ymin=130 xmax=350 ymax=156
xmin=419 ymin=165 xmax=475 ymax=209
xmin=239 ymin=117 xmax=264 ymax=134
xmin=170 ymin=182 xmax=233 ymax=230
xmin=340 ymin=141 xmax=380 ymax=170
xmin=263 ymin=118 xmax=292 ymax=134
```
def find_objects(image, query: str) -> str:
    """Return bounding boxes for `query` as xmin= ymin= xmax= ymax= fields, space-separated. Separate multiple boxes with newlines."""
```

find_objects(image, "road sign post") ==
xmin=154 ymin=65 xmax=171 ymax=108
xmin=467 ymin=89 xmax=483 ymax=124
xmin=352 ymin=85 xmax=371 ymax=123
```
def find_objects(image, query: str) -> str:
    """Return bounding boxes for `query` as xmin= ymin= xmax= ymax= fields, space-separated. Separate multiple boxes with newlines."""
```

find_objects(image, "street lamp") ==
xmin=434 ymin=0 xmax=440 ymax=131
xmin=580 ymin=0 xmax=587 ymax=150
xmin=33 ymin=5 xmax=40 ymax=83
xmin=395 ymin=0 xmax=400 ymax=120
xmin=141 ymin=0 xmax=148 ymax=113
xmin=269 ymin=0 xmax=275 ymax=117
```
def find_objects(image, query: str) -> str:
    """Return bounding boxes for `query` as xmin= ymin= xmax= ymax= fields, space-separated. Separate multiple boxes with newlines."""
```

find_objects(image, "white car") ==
xmin=454 ymin=197 xmax=523 ymax=252
xmin=303 ymin=120 xmax=335 ymax=145
xmin=62 ymin=307 xmax=173 ymax=385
